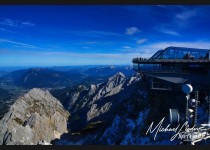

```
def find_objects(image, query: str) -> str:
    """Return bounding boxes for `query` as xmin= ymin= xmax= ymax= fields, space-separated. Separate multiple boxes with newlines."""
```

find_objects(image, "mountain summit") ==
xmin=0 ymin=88 xmax=70 ymax=145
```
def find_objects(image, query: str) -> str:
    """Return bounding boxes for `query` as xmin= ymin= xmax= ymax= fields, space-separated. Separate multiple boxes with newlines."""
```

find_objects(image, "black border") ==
xmin=1 ymin=145 xmax=210 ymax=150
xmin=0 ymin=0 xmax=210 ymax=5
xmin=1 ymin=1 xmax=210 ymax=150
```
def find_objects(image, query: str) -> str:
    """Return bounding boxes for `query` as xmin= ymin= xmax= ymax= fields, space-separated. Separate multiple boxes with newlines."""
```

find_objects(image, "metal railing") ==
xmin=132 ymin=57 xmax=210 ymax=63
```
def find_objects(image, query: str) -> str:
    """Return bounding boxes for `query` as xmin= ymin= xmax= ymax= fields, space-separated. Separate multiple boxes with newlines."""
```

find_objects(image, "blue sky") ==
xmin=1 ymin=5 xmax=210 ymax=66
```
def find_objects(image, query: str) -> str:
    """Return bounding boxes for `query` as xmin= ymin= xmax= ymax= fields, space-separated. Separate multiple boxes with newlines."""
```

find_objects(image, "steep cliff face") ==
xmin=0 ymin=88 xmax=70 ymax=145
xmin=51 ymin=72 xmax=140 ymax=132
xmin=85 ymin=73 xmax=141 ymax=122
xmin=54 ymin=75 xmax=183 ymax=145
xmin=52 ymin=72 xmax=137 ymax=113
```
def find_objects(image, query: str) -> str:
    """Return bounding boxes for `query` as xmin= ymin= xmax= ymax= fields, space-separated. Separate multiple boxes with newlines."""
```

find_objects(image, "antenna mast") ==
xmin=194 ymin=91 xmax=198 ymax=126
xmin=208 ymin=91 xmax=210 ymax=125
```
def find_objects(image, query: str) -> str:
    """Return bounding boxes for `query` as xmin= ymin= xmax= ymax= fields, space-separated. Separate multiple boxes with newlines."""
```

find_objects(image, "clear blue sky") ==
xmin=1 ymin=5 xmax=210 ymax=66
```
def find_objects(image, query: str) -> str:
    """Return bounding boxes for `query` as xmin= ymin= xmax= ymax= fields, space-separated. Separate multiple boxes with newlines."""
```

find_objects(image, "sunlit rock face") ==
xmin=0 ymin=88 xmax=70 ymax=145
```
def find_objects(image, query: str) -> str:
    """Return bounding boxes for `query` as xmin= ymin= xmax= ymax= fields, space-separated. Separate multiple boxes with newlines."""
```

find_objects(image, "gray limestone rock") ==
xmin=0 ymin=88 xmax=70 ymax=145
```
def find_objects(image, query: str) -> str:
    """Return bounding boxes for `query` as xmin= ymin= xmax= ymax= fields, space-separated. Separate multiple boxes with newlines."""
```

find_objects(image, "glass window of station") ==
xmin=153 ymin=47 xmax=210 ymax=59
xmin=149 ymin=50 xmax=164 ymax=60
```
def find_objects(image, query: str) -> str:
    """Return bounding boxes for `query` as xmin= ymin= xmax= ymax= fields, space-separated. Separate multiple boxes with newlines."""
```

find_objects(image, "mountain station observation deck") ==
xmin=132 ymin=46 xmax=210 ymax=90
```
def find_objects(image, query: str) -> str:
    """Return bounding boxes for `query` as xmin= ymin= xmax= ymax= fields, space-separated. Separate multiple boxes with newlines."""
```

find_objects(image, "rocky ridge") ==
xmin=0 ymin=88 xmax=70 ymax=145
xmin=51 ymin=72 xmax=140 ymax=133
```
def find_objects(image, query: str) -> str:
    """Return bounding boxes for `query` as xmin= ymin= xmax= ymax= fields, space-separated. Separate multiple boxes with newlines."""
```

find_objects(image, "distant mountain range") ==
xmin=82 ymin=65 xmax=133 ymax=77
xmin=10 ymin=68 xmax=86 ymax=88
xmin=7 ymin=65 xmax=134 ymax=89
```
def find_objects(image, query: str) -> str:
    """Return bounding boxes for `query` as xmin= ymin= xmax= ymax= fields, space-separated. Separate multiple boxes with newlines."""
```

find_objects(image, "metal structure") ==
xmin=132 ymin=46 xmax=210 ymax=91
xmin=169 ymin=109 xmax=180 ymax=125
xmin=208 ymin=91 xmax=210 ymax=126
xmin=132 ymin=46 xmax=210 ymax=145
xmin=194 ymin=91 xmax=199 ymax=126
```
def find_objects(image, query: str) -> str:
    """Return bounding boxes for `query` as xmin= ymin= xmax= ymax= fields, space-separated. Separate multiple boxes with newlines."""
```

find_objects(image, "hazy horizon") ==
xmin=0 ymin=64 xmax=133 ymax=72
xmin=0 ymin=64 xmax=132 ymax=67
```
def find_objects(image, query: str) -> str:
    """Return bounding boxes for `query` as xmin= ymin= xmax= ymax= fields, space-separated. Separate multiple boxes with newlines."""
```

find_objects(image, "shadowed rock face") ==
xmin=53 ymin=75 xmax=184 ymax=145
xmin=0 ymin=88 xmax=70 ymax=145
xmin=51 ymin=72 xmax=140 ymax=132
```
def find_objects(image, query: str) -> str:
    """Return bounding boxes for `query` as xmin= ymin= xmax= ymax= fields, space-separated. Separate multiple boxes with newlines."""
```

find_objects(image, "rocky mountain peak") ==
xmin=86 ymin=73 xmax=138 ymax=121
xmin=50 ymin=72 xmax=141 ymax=133
xmin=24 ymin=88 xmax=62 ymax=105
xmin=117 ymin=72 xmax=126 ymax=77
xmin=0 ymin=88 xmax=70 ymax=145
xmin=108 ymin=72 xmax=126 ymax=81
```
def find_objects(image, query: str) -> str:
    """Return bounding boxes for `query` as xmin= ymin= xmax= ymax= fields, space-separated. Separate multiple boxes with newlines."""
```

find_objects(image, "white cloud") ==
xmin=175 ymin=10 xmax=196 ymax=21
xmin=0 ymin=27 xmax=13 ymax=33
xmin=121 ymin=49 xmax=135 ymax=53
xmin=136 ymin=39 xmax=147 ymax=44
xmin=84 ymin=41 xmax=97 ymax=44
xmin=156 ymin=5 xmax=167 ymax=8
xmin=154 ymin=26 xmax=180 ymax=36
xmin=21 ymin=21 xmax=35 ymax=27
xmin=161 ymin=30 xmax=180 ymax=36
xmin=125 ymin=27 xmax=140 ymax=35
xmin=121 ymin=46 xmax=135 ymax=52
xmin=0 ymin=49 xmax=140 ymax=61
xmin=82 ymin=46 xmax=90 ymax=49
xmin=78 ymin=30 xmax=121 ymax=38
xmin=0 ymin=38 xmax=36 ymax=48
xmin=156 ymin=5 xmax=186 ymax=11
xmin=158 ymin=28 xmax=180 ymax=36
xmin=0 ymin=49 xmax=139 ymax=65
xmin=73 ymin=41 xmax=97 ymax=45
xmin=123 ymin=46 xmax=131 ymax=49
xmin=2 ymin=40 xmax=210 ymax=65
xmin=174 ymin=9 xmax=197 ymax=27
xmin=0 ymin=18 xmax=16 ymax=27
xmin=0 ymin=18 xmax=35 ymax=27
